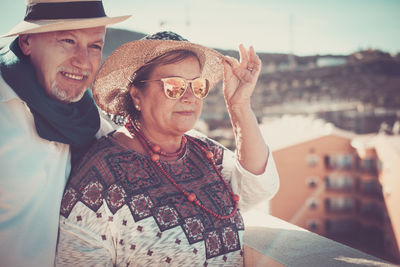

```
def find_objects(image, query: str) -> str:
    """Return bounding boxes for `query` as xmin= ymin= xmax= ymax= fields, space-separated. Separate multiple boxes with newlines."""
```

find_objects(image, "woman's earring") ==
xmin=135 ymin=105 xmax=141 ymax=111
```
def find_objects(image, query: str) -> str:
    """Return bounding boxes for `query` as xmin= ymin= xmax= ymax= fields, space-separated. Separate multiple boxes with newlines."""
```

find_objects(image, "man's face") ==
xmin=19 ymin=26 xmax=106 ymax=103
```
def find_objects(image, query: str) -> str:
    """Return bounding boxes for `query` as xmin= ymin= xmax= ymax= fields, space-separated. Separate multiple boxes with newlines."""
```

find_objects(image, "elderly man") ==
xmin=0 ymin=0 xmax=130 ymax=266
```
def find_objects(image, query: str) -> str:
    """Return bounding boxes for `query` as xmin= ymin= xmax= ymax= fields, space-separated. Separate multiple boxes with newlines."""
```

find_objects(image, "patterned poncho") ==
xmin=56 ymin=133 xmax=279 ymax=266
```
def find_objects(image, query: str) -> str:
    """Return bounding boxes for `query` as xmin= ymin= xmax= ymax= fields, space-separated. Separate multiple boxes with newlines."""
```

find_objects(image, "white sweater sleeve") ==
xmin=221 ymin=147 xmax=280 ymax=212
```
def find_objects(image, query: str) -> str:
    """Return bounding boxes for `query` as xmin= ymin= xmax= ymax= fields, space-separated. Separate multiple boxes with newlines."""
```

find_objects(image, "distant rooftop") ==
xmin=260 ymin=115 xmax=356 ymax=151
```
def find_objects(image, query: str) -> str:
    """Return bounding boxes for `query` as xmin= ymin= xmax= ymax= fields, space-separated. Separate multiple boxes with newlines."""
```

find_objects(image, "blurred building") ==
xmin=261 ymin=115 xmax=400 ymax=264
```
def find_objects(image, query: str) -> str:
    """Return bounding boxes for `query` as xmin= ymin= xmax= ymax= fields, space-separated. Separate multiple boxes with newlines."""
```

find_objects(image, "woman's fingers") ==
xmin=238 ymin=44 xmax=249 ymax=68
xmin=222 ymin=45 xmax=262 ymax=106
xmin=246 ymin=46 xmax=260 ymax=72
xmin=230 ymin=45 xmax=261 ymax=76
xmin=224 ymin=55 xmax=240 ymax=69
xmin=249 ymin=45 xmax=257 ymax=61
xmin=222 ymin=59 xmax=238 ymax=100
xmin=224 ymin=45 xmax=261 ymax=86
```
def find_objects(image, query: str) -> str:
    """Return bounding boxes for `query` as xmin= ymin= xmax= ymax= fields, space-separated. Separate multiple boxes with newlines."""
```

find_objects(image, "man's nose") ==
xmin=71 ymin=45 xmax=90 ymax=69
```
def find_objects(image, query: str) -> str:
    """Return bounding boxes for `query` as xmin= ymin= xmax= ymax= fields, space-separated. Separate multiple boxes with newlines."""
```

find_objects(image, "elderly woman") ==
xmin=56 ymin=31 xmax=279 ymax=266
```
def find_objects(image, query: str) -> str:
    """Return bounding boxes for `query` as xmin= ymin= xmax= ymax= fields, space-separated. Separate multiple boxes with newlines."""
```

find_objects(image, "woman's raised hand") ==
xmin=222 ymin=44 xmax=262 ymax=110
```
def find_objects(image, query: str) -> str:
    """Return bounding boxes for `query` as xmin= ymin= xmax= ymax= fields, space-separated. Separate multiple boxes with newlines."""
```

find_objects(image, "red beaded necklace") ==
xmin=133 ymin=125 xmax=187 ymax=158
xmin=125 ymin=119 xmax=239 ymax=220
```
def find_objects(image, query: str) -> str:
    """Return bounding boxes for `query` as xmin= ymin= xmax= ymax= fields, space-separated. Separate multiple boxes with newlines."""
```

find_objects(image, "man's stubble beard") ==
xmin=50 ymin=80 xmax=87 ymax=103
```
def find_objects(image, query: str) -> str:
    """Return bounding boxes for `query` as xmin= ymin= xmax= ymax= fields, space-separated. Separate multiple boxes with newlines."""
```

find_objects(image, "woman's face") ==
xmin=133 ymin=56 xmax=203 ymax=137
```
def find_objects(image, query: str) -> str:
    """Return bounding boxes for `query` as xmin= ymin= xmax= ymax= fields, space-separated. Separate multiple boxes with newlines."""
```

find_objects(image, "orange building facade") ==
xmin=269 ymin=131 xmax=400 ymax=264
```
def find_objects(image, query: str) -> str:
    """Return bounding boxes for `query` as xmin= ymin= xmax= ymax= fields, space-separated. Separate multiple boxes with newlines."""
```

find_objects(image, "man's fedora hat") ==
xmin=1 ymin=0 xmax=131 ymax=38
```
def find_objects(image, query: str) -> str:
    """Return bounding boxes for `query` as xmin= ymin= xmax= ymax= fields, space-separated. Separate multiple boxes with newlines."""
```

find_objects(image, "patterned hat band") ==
xmin=143 ymin=31 xmax=189 ymax=41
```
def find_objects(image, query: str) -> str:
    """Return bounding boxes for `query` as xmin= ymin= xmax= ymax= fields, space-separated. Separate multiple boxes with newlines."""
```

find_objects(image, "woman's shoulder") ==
xmin=186 ymin=129 xmax=221 ymax=148
xmin=186 ymin=130 xmax=217 ymax=147
xmin=186 ymin=129 xmax=228 ymax=163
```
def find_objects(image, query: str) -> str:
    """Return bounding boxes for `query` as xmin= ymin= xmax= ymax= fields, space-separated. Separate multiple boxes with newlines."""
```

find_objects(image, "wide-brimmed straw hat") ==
xmin=1 ymin=0 xmax=131 ymax=38
xmin=92 ymin=31 xmax=224 ymax=117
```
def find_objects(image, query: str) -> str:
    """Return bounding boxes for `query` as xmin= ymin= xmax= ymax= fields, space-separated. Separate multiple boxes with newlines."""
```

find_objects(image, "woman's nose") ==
xmin=181 ymin=83 xmax=197 ymax=102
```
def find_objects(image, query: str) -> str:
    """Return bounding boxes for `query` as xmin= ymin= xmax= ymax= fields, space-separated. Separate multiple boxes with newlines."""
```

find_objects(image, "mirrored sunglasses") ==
xmin=140 ymin=77 xmax=210 ymax=100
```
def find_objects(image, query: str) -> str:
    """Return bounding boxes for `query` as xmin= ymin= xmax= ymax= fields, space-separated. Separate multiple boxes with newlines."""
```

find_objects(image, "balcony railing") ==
xmin=242 ymin=210 xmax=396 ymax=266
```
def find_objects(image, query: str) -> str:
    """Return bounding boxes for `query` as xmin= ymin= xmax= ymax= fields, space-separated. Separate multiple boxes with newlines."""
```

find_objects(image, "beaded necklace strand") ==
xmin=136 ymin=129 xmax=187 ymax=157
xmin=125 ymin=119 xmax=239 ymax=220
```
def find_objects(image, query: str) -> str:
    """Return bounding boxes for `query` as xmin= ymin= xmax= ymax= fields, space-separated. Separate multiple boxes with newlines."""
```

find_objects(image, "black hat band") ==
xmin=24 ymin=1 xmax=106 ymax=21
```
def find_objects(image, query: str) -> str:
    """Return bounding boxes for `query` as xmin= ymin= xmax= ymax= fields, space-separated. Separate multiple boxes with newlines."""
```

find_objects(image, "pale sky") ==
xmin=1 ymin=0 xmax=399 ymax=56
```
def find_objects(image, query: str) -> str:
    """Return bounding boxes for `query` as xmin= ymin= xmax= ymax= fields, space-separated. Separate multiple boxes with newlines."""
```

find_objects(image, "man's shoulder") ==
xmin=71 ymin=135 xmax=117 ymax=173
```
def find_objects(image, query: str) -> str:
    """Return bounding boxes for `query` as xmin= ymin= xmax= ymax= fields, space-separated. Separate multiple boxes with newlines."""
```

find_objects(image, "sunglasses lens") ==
xmin=163 ymin=78 xmax=186 ymax=99
xmin=192 ymin=78 xmax=209 ymax=99
xmin=162 ymin=77 xmax=209 ymax=99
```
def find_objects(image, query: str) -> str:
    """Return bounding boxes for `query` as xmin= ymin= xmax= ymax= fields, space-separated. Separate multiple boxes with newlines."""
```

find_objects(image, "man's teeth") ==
xmin=63 ymin=72 xmax=84 ymax=80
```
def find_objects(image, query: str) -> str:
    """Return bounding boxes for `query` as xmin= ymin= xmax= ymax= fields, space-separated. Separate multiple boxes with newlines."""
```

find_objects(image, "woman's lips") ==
xmin=175 ymin=110 xmax=194 ymax=116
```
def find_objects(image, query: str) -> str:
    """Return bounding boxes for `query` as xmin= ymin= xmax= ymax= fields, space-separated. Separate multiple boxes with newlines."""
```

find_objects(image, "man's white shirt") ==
xmin=0 ymin=73 xmax=112 ymax=267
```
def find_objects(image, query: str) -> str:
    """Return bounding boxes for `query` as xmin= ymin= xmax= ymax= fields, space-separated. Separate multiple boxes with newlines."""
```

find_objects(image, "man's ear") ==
xmin=18 ymin=34 xmax=32 ymax=56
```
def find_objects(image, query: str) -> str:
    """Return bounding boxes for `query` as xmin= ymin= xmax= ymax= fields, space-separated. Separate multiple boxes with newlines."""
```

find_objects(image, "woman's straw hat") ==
xmin=1 ymin=0 xmax=130 ymax=37
xmin=92 ymin=31 xmax=224 ymax=117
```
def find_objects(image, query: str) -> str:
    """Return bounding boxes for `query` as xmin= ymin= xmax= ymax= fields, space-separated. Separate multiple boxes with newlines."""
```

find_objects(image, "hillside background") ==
xmin=2 ymin=28 xmax=397 ymax=147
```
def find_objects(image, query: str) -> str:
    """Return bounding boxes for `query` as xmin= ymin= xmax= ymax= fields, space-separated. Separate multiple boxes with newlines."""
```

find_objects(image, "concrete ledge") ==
xmin=243 ymin=211 xmax=397 ymax=267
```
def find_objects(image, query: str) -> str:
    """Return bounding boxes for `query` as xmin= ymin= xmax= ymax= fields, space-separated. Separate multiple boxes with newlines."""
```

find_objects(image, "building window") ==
xmin=359 ymin=158 xmax=377 ymax=172
xmin=325 ymin=197 xmax=355 ymax=212
xmin=307 ymin=220 xmax=319 ymax=231
xmin=360 ymin=180 xmax=383 ymax=199
xmin=325 ymin=174 xmax=353 ymax=191
xmin=307 ymin=176 xmax=318 ymax=188
xmin=325 ymin=219 xmax=359 ymax=238
xmin=360 ymin=202 xmax=384 ymax=222
xmin=306 ymin=154 xmax=319 ymax=167
xmin=324 ymin=155 xmax=330 ymax=167
xmin=307 ymin=198 xmax=318 ymax=210
xmin=324 ymin=154 xmax=353 ymax=169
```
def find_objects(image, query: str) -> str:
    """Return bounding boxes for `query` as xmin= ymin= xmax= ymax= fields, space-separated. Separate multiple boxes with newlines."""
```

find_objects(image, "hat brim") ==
xmin=0 ymin=15 xmax=131 ymax=38
xmin=92 ymin=39 xmax=224 ymax=116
